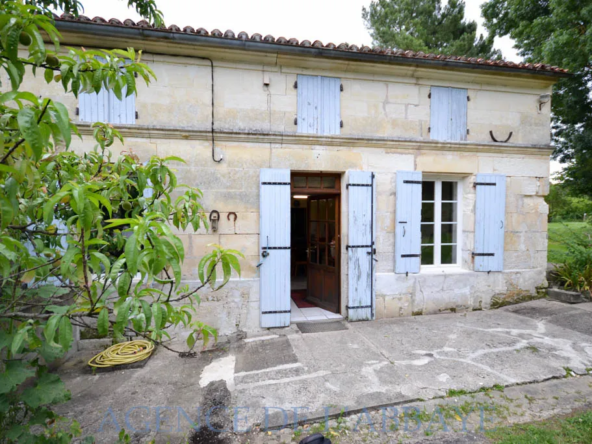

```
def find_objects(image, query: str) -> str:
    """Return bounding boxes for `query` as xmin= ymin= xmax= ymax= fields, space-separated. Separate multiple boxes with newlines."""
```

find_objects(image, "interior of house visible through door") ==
xmin=290 ymin=173 xmax=343 ymax=322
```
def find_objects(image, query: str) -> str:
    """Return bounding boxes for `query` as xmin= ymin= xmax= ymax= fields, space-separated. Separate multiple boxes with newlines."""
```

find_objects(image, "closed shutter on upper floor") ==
xmin=430 ymin=86 xmax=468 ymax=142
xmin=79 ymin=57 xmax=136 ymax=125
xmin=297 ymin=75 xmax=340 ymax=135
xmin=79 ymin=88 xmax=136 ymax=125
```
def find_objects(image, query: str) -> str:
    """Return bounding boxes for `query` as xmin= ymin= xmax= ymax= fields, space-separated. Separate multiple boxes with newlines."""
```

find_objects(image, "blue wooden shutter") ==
xmin=430 ymin=87 xmax=467 ymax=141
xmin=474 ymin=174 xmax=506 ymax=272
xmin=110 ymin=88 xmax=136 ymax=124
xmin=347 ymin=171 xmax=376 ymax=321
xmin=430 ymin=87 xmax=451 ymax=141
xmin=79 ymin=89 xmax=109 ymax=123
xmin=320 ymin=77 xmax=340 ymax=135
xmin=450 ymin=88 xmax=468 ymax=141
xmin=259 ymin=168 xmax=291 ymax=327
xmin=395 ymin=171 xmax=422 ymax=274
xmin=79 ymin=56 xmax=135 ymax=124
xmin=297 ymin=75 xmax=321 ymax=134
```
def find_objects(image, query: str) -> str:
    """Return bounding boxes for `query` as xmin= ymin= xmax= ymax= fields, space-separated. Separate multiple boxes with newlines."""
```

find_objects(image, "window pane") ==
xmin=327 ymin=198 xmax=336 ymax=221
xmin=322 ymin=176 xmax=336 ymax=189
xmin=294 ymin=176 xmax=306 ymax=188
xmin=421 ymin=224 xmax=434 ymax=244
xmin=441 ymin=245 xmax=457 ymax=264
xmin=309 ymin=244 xmax=318 ymax=264
xmin=442 ymin=202 xmax=457 ymax=223
xmin=422 ymin=202 xmax=434 ymax=222
xmin=442 ymin=181 xmax=457 ymax=201
xmin=319 ymin=245 xmax=327 ymax=265
xmin=310 ymin=222 xmax=318 ymax=242
xmin=328 ymin=222 xmax=336 ymax=244
xmin=310 ymin=200 xmax=318 ymax=219
xmin=319 ymin=199 xmax=327 ymax=220
xmin=328 ymin=243 xmax=336 ymax=267
xmin=422 ymin=181 xmax=435 ymax=201
xmin=319 ymin=222 xmax=327 ymax=242
xmin=308 ymin=176 xmax=321 ymax=188
xmin=441 ymin=223 xmax=457 ymax=243
xmin=421 ymin=245 xmax=434 ymax=265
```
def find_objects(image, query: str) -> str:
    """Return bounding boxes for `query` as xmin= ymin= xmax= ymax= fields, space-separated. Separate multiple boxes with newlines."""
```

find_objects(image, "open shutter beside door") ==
xmin=347 ymin=171 xmax=376 ymax=321
xmin=259 ymin=168 xmax=291 ymax=328
xmin=474 ymin=174 xmax=506 ymax=272
xmin=395 ymin=171 xmax=422 ymax=274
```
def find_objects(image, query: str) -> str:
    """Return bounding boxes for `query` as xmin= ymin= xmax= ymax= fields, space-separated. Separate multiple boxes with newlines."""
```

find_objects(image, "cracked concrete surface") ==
xmin=56 ymin=300 xmax=592 ymax=443
xmin=232 ymin=300 xmax=592 ymax=427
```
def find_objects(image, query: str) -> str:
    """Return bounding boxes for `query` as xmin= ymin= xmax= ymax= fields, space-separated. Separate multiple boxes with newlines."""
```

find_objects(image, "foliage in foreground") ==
xmin=0 ymin=1 xmax=241 ymax=442
xmin=362 ymin=0 xmax=501 ymax=59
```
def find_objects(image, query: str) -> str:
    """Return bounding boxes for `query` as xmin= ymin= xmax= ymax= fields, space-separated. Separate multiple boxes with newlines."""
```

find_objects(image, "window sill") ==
xmin=419 ymin=266 xmax=470 ymax=275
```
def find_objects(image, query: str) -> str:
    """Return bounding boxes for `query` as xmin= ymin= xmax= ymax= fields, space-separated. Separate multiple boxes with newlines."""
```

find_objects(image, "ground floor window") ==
xmin=421 ymin=178 xmax=462 ymax=266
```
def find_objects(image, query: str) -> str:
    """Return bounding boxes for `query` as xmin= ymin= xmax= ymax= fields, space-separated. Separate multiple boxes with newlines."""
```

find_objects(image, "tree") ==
xmin=362 ymin=0 xmax=501 ymax=59
xmin=482 ymin=0 xmax=592 ymax=197
xmin=0 ymin=1 xmax=241 ymax=441
xmin=546 ymin=184 xmax=592 ymax=222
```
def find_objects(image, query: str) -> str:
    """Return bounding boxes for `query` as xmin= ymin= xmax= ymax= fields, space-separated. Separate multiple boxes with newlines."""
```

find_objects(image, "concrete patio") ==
xmin=56 ymin=299 xmax=592 ymax=442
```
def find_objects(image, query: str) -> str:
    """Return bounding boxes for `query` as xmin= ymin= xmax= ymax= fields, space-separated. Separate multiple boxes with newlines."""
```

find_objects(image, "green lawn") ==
xmin=548 ymin=221 xmax=589 ymax=264
xmin=487 ymin=409 xmax=592 ymax=443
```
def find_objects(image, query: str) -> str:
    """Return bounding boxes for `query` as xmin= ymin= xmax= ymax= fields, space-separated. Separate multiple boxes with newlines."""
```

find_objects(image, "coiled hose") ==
xmin=88 ymin=340 xmax=154 ymax=368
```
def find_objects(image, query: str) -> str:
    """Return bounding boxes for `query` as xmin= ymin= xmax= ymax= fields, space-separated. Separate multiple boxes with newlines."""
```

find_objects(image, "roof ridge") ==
xmin=54 ymin=13 xmax=569 ymax=74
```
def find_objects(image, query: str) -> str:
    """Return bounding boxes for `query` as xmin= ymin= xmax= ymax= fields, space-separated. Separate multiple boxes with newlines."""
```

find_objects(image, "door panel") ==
xmin=306 ymin=195 xmax=340 ymax=313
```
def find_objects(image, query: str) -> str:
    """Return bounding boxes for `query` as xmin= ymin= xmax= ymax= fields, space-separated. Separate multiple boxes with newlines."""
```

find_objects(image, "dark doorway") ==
xmin=290 ymin=173 xmax=341 ymax=316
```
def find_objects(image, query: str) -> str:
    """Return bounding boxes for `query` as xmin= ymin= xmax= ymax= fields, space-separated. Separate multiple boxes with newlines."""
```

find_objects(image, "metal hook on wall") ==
xmin=209 ymin=210 xmax=220 ymax=232
xmin=489 ymin=130 xmax=513 ymax=143
xmin=228 ymin=212 xmax=238 ymax=234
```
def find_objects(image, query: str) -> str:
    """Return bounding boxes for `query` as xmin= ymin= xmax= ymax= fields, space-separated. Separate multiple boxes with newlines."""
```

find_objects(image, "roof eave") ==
xmin=54 ymin=20 xmax=571 ymax=80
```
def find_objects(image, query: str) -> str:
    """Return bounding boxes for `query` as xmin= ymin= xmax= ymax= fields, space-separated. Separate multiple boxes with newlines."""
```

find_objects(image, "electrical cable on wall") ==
xmin=196 ymin=56 xmax=223 ymax=163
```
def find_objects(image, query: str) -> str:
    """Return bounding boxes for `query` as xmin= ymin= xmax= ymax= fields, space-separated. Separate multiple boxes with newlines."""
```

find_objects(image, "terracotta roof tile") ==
xmin=54 ymin=14 xmax=569 ymax=75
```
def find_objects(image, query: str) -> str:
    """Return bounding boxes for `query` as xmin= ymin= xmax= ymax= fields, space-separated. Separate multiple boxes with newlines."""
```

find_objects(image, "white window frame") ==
xmin=420 ymin=175 xmax=463 ymax=269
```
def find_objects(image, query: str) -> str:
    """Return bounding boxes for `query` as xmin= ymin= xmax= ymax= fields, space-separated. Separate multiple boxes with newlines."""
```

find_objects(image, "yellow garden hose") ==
xmin=88 ymin=340 xmax=154 ymax=368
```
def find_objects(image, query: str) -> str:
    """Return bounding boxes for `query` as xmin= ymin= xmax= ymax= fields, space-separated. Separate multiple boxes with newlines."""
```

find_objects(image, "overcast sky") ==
xmin=79 ymin=0 xmax=561 ymax=175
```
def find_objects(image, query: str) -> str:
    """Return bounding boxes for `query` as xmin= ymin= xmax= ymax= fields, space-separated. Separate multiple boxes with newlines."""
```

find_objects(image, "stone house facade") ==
xmin=31 ymin=15 xmax=567 ymax=334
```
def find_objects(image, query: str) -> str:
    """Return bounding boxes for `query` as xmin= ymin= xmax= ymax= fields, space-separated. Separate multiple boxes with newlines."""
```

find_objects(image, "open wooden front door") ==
xmin=307 ymin=195 xmax=340 ymax=313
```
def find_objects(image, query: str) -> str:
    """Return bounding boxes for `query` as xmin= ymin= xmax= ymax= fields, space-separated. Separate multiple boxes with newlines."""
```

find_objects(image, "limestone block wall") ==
xmin=10 ymin=49 xmax=554 ymax=146
xmin=11 ymin=46 xmax=556 ymax=334
xmin=69 ymin=133 xmax=551 ymax=334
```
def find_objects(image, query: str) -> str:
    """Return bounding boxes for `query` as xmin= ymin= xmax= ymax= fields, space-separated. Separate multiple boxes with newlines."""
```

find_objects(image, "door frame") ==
xmin=291 ymin=172 xmax=342 ymax=314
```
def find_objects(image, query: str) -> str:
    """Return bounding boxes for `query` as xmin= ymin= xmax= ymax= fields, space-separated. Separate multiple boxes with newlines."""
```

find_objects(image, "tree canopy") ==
xmin=0 ymin=1 xmax=239 ymax=442
xmin=482 ymin=0 xmax=592 ymax=197
xmin=362 ymin=0 xmax=501 ymax=59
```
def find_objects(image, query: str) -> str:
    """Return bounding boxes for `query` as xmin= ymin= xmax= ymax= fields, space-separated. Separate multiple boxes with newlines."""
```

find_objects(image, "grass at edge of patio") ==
xmin=548 ymin=221 xmax=590 ymax=264
xmin=486 ymin=408 xmax=592 ymax=443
